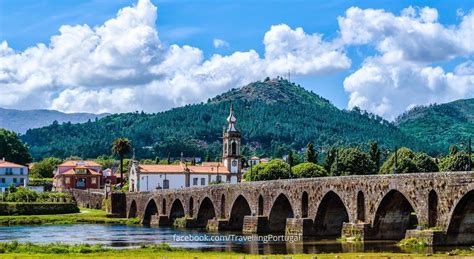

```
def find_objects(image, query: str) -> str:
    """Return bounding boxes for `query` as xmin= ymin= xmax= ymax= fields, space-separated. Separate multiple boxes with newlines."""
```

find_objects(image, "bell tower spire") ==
xmin=223 ymin=104 xmax=242 ymax=182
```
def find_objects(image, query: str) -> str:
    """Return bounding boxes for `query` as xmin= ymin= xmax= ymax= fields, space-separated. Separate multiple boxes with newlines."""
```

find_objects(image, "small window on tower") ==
xmin=231 ymin=142 xmax=237 ymax=155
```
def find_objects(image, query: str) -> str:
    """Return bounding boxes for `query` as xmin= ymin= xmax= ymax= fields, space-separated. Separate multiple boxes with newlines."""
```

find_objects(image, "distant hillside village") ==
xmin=1 ymin=106 xmax=271 ymax=193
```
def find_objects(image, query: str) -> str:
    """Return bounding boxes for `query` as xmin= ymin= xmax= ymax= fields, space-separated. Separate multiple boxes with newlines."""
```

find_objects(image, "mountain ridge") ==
xmin=20 ymin=78 xmax=433 ymax=160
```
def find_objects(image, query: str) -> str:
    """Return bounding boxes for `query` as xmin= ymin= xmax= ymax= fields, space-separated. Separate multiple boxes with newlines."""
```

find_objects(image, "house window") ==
xmin=216 ymin=175 xmax=222 ymax=182
xmin=13 ymin=178 xmax=17 ymax=183
xmin=19 ymin=178 xmax=24 ymax=184
xmin=1 ymin=178 xmax=5 ymax=183
xmin=65 ymin=177 xmax=70 ymax=184
xmin=20 ymin=168 xmax=24 ymax=175
xmin=5 ymin=168 xmax=12 ymax=175
xmin=92 ymin=177 xmax=97 ymax=185
xmin=201 ymin=178 xmax=205 ymax=186
xmin=163 ymin=179 xmax=169 ymax=189
xmin=193 ymin=178 xmax=198 ymax=186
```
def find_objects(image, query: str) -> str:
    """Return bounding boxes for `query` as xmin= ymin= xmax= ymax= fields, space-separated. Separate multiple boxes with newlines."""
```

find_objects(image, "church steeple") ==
xmin=222 ymin=104 xmax=242 ymax=181
xmin=226 ymin=104 xmax=238 ymax=132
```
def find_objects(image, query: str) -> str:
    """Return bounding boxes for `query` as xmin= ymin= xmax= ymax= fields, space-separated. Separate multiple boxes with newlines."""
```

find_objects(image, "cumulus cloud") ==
xmin=340 ymin=6 xmax=474 ymax=119
xmin=213 ymin=38 xmax=229 ymax=48
xmin=0 ymin=0 xmax=349 ymax=113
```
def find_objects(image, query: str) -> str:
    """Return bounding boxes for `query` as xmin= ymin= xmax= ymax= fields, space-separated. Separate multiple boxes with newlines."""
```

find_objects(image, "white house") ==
xmin=0 ymin=159 xmax=28 ymax=192
xmin=129 ymin=105 xmax=242 ymax=192
xmin=129 ymin=162 xmax=237 ymax=192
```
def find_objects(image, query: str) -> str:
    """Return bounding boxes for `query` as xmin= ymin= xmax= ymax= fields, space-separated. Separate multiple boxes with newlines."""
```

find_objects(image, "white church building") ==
xmin=129 ymin=105 xmax=242 ymax=192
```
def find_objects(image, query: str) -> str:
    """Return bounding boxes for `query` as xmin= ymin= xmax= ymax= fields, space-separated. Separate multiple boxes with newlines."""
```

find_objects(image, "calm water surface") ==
xmin=0 ymin=224 xmax=469 ymax=254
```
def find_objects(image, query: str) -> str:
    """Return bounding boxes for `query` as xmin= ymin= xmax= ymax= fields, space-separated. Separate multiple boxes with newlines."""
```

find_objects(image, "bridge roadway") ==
xmin=78 ymin=172 xmax=474 ymax=245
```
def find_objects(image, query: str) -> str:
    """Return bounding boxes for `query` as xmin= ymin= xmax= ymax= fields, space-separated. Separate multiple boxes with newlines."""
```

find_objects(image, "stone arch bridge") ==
xmin=108 ymin=172 xmax=474 ymax=245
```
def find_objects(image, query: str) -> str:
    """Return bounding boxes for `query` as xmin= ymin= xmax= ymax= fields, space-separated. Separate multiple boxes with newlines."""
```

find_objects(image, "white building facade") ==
xmin=0 ymin=159 xmax=28 ymax=192
xmin=129 ymin=105 xmax=242 ymax=192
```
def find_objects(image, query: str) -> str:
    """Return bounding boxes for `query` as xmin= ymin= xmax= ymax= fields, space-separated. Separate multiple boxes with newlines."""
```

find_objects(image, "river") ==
xmin=0 ymin=224 xmax=468 ymax=254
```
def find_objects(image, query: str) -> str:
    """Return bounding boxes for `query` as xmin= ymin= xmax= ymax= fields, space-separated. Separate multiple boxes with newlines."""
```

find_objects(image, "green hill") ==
xmin=396 ymin=99 xmax=474 ymax=153
xmin=21 ymin=78 xmax=432 ymax=161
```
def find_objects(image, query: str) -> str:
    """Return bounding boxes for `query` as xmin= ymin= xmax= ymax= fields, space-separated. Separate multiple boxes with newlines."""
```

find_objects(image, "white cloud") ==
xmin=0 ymin=0 xmax=349 ymax=113
xmin=340 ymin=6 xmax=474 ymax=119
xmin=213 ymin=38 xmax=229 ymax=48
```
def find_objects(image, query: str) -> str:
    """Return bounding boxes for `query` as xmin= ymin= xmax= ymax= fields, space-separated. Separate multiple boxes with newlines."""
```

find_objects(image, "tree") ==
xmin=414 ymin=153 xmax=439 ymax=172
xmin=331 ymin=148 xmax=375 ymax=176
xmin=287 ymin=150 xmax=295 ymax=167
xmin=369 ymin=142 xmax=381 ymax=173
xmin=155 ymin=156 xmax=160 ymax=164
xmin=304 ymin=143 xmax=317 ymax=163
xmin=449 ymin=145 xmax=459 ymax=155
xmin=0 ymin=129 xmax=31 ymax=165
xmin=439 ymin=152 xmax=470 ymax=171
xmin=243 ymin=159 xmax=290 ymax=181
xmin=292 ymin=162 xmax=328 ymax=178
xmin=379 ymin=147 xmax=437 ymax=174
xmin=30 ymin=157 xmax=62 ymax=179
xmin=112 ymin=138 xmax=132 ymax=184
xmin=324 ymin=147 xmax=337 ymax=174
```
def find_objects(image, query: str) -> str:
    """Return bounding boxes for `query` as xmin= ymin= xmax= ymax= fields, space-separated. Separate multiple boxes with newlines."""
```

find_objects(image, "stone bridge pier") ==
xmin=111 ymin=172 xmax=474 ymax=246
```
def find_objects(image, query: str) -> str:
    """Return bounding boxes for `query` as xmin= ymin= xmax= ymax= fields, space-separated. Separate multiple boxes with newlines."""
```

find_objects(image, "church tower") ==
xmin=223 ymin=104 xmax=242 ymax=181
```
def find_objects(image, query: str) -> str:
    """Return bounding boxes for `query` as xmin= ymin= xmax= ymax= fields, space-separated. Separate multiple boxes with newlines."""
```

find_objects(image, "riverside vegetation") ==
xmin=0 ymin=242 xmax=473 ymax=258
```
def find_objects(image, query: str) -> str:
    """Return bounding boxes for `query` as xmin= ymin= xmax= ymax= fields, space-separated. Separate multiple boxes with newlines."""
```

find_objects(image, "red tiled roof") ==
xmin=138 ymin=163 xmax=230 ymax=175
xmin=58 ymin=168 xmax=101 ymax=176
xmin=59 ymin=160 xmax=101 ymax=167
xmin=0 ymin=160 xmax=27 ymax=168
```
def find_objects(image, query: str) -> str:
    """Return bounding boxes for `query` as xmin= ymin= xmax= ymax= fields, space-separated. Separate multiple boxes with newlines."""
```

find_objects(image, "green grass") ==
xmin=0 ymin=208 xmax=140 ymax=226
xmin=1 ymin=242 xmax=473 ymax=258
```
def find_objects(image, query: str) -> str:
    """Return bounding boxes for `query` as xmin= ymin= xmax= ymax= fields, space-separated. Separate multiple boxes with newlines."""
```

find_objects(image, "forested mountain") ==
xmin=0 ymin=108 xmax=108 ymax=134
xmin=21 ymin=78 xmax=433 ymax=161
xmin=396 ymin=98 xmax=474 ymax=153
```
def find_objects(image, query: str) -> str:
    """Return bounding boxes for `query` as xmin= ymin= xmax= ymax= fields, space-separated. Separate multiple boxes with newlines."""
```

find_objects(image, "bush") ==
xmin=439 ymin=152 xmax=470 ymax=171
xmin=243 ymin=160 xmax=290 ymax=181
xmin=30 ymin=157 xmax=62 ymax=178
xmin=380 ymin=147 xmax=438 ymax=174
xmin=292 ymin=162 xmax=328 ymax=178
xmin=0 ymin=202 xmax=79 ymax=215
xmin=0 ymin=187 xmax=73 ymax=203
xmin=331 ymin=148 xmax=375 ymax=176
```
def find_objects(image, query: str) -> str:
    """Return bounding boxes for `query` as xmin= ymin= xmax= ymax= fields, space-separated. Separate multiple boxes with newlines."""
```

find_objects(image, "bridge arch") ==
xmin=143 ymin=198 xmax=159 ymax=225
xmin=196 ymin=197 xmax=216 ymax=228
xmin=220 ymin=194 xmax=226 ymax=219
xmin=357 ymin=191 xmax=365 ymax=222
xmin=228 ymin=195 xmax=252 ymax=231
xmin=128 ymin=200 xmax=137 ymax=218
xmin=301 ymin=191 xmax=309 ymax=218
xmin=447 ymin=190 xmax=474 ymax=245
xmin=169 ymin=199 xmax=185 ymax=224
xmin=428 ymin=190 xmax=438 ymax=228
xmin=189 ymin=197 xmax=194 ymax=218
xmin=268 ymin=193 xmax=294 ymax=233
xmin=314 ymin=190 xmax=349 ymax=237
xmin=372 ymin=189 xmax=418 ymax=240
xmin=258 ymin=195 xmax=264 ymax=216
xmin=161 ymin=198 xmax=167 ymax=215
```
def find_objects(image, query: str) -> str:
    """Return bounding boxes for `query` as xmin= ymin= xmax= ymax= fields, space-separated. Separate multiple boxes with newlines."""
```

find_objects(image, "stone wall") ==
xmin=68 ymin=189 xmax=105 ymax=209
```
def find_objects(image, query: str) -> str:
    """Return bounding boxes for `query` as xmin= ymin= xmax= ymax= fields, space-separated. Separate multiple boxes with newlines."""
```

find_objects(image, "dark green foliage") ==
xmin=243 ymin=159 xmax=290 ymax=181
xmin=323 ymin=147 xmax=337 ymax=174
xmin=22 ymin=79 xmax=431 ymax=161
xmin=439 ymin=152 xmax=470 ymax=171
xmin=292 ymin=162 xmax=328 ymax=178
xmin=304 ymin=142 xmax=318 ymax=163
xmin=0 ymin=202 xmax=79 ymax=216
xmin=0 ymin=128 xmax=31 ymax=164
xmin=369 ymin=142 xmax=381 ymax=173
xmin=0 ymin=187 xmax=73 ymax=203
xmin=397 ymin=99 xmax=474 ymax=154
xmin=449 ymin=145 xmax=459 ymax=155
xmin=379 ymin=147 xmax=438 ymax=174
xmin=330 ymin=148 xmax=375 ymax=176
xmin=112 ymin=138 xmax=132 ymax=182
xmin=287 ymin=150 xmax=295 ymax=167
xmin=30 ymin=157 xmax=62 ymax=178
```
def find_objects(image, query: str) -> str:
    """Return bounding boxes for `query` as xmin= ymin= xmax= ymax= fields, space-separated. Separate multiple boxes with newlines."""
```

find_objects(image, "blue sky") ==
xmin=1 ymin=0 xmax=473 ymax=119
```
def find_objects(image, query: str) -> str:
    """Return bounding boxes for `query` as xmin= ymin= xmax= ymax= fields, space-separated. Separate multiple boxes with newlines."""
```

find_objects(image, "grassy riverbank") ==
xmin=0 ymin=208 xmax=140 ymax=225
xmin=0 ymin=242 xmax=473 ymax=258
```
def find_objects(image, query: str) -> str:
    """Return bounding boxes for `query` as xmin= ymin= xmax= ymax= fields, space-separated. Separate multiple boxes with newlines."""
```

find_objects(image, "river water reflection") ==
xmin=0 ymin=224 xmax=468 ymax=254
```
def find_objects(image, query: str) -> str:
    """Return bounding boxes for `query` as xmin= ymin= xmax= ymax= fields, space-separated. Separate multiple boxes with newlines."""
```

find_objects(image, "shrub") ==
xmin=292 ymin=162 xmax=327 ymax=178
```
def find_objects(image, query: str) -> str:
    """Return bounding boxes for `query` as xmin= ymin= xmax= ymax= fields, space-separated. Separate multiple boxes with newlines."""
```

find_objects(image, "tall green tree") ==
xmin=30 ymin=157 xmax=62 ymax=178
xmin=304 ymin=143 xmax=317 ymax=163
xmin=439 ymin=152 xmax=470 ymax=171
xmin=331 ymin=147 xmax=375 ymax=176
xmin=380 ymin=147 xmax=438 ymax=174
xmin=369 ymin=142 xmax=381 ymax=173
xmin=112 ymin=138 xmax=132 ymax=183
xmin=0 ymin=129 xmax=31 ymax=165
xmin=324 ymin=147 xmax=337 ymax=174
xmin=293 ymin=162 xmax=328 ymax=178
